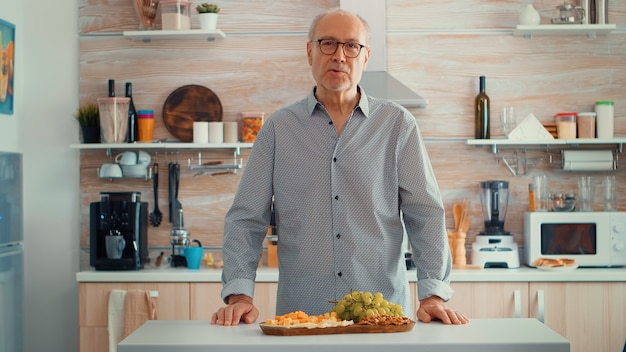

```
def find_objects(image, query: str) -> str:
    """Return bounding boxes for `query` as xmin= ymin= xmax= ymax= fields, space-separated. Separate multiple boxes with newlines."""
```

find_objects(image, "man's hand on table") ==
xmin=417 ymin=295 xmax=469 ymax=325
xmin=211 ymin=294 xmax=259 ymax=326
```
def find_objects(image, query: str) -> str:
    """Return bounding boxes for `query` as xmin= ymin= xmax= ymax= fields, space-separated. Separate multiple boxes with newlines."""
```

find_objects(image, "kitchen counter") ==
xmin=117 ymin=318 xmax=569 ymax=352
xmin=76 ymin=266 xmax=626 ymax=283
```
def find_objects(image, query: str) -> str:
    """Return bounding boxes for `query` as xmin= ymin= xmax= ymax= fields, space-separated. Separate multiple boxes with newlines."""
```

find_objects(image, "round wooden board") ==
xmin=259 ymin=320 xmax=415 ymax=336
xmin=162 ymin=85 xmax=223 ymax=142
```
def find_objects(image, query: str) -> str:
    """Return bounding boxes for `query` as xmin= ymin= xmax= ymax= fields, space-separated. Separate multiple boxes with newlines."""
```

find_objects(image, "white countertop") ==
xmin=76 ymin=266 xmax=626 ymax=283
xmin=118 ymin=318 xmax=569 ymax=352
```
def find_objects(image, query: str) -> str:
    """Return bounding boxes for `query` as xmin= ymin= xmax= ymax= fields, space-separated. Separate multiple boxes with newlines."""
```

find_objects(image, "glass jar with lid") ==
xmin=160 ymin=0 xmax=192 ymax=30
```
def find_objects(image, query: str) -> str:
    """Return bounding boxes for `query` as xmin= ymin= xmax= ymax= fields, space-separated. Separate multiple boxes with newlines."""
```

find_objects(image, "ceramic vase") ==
xmin=199 ymin=13 xmax=218 ymax=30
xmin=518 ymin=4 xmax=541 ymax=25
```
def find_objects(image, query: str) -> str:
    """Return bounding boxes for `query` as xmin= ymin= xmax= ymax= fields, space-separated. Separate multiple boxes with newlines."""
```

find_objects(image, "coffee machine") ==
xmin=471 ymin=180 xmax=520 ymax=268
xmin=90 ymin=192 xmax=149 ymax=270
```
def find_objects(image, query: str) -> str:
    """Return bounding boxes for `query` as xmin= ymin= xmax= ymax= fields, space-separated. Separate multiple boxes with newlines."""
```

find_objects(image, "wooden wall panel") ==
xmin=77 ymin=0 xmax=626 ymax=269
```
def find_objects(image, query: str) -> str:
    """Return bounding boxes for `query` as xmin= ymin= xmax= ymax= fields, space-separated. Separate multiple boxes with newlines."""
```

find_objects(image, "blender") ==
xmin=471 ymin=180 xmax=520 ymax=268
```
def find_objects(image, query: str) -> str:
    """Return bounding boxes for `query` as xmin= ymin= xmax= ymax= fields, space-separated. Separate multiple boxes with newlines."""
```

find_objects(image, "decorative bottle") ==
xmin=474 ymin=76 xmax=490 ymax=139
xmin=125 ymin=82 xmax=138 ymax=143
xmin=108 ymin=79 xmax=115 ymax=97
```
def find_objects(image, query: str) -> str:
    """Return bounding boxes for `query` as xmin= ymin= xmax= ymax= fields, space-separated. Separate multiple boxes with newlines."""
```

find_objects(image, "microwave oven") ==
xmin=523 ymin=211 xmax=626 ymax=267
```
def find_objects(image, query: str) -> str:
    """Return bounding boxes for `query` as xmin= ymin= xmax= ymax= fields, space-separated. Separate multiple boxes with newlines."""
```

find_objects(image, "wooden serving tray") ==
xmin=162 ymin=85 xmax=223 ymax=142
xmin=259 ymin=321 xmax=415 ymax=336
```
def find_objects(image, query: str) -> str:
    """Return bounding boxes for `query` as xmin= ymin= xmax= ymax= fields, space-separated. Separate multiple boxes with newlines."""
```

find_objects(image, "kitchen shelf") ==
xmin=468 ymin=138 xmax=625 ymax=176
xmin=467 ymin=138 xmax=626 ymax=154
xmin=71 ymin=142 xmax=253 ymax=158
xmin=513 ymin=24 xmax=616 ymax=38
xmin=122 ymin=29 xmax=226 ymax=42
xmin=71 ymin=142 xmax=252 ymax=150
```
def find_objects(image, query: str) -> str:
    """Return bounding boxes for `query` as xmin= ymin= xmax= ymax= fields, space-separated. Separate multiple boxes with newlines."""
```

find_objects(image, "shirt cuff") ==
xmin=417 ymin=278 xmax=454 ymax=302
xmin=221 ymin=278 xmax=256 ymax=304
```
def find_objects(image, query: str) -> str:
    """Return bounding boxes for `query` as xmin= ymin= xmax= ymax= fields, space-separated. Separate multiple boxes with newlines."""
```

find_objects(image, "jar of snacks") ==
xmin=240 ymin=112 xmax=264 ymax=142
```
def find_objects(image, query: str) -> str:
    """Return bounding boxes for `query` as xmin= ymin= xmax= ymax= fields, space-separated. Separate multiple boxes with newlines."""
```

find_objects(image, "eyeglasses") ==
xmin=313 ymin=39 xmax=366 ymax=58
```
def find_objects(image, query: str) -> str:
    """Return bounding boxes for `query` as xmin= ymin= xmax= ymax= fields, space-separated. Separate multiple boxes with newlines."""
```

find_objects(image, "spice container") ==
xmin=240 ymin=112 xmax=264 ymax=143
xmin=160 ymin=0 xmax=191 ymax=30
xmin=554 ymin=112 xmax=577 ymax=139
xmin=595 ymin=101 xmax=614 ymax=139
xmin=577 ymin=112 xmax=596 ymax=138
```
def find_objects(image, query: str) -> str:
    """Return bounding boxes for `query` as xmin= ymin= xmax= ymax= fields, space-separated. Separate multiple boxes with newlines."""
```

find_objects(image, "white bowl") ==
xmin=121 ymin=164 xmax=148 ymax=178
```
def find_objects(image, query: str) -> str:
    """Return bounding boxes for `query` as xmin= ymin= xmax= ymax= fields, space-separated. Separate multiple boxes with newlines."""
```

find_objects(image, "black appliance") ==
xmin=90 ymin=192 xmax=149 ymax=270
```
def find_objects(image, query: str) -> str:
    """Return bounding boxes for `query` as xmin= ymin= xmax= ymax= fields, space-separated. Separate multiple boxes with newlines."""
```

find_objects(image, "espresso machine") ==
xmin=90 ymin=192 xmax=149 ymax=270
xmin=471 ymin=180 xmax=520 ymax=268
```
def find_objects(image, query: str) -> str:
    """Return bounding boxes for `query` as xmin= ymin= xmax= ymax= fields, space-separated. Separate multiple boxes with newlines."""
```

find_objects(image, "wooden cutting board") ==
xmin=259 ymin=321 xmax=415 ymax=336
xmin=162 ymin=85 xmax=223 ymax=142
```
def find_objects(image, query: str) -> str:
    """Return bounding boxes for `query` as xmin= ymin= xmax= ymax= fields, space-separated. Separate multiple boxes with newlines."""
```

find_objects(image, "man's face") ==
xmin=307 ymin=12 xmax=370 ymax=94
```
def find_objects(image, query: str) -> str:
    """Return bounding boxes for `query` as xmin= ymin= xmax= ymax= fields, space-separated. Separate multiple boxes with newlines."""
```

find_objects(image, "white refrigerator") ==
xmin=0 ymin=151 xmax=23 ymax=352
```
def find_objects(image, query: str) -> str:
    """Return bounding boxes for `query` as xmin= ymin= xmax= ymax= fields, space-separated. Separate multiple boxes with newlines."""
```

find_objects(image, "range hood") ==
xmin=340 ymin=0 xmax=428 ymax=108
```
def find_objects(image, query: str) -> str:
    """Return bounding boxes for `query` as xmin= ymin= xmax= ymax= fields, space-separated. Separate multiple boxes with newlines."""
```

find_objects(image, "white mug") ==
xmin=136 ymin=150 xmax=151 ymax=166
xmin=115 ymin=151 xmax=138 ymax=165
xmin=99 ymin=163 xmax=123 ymax=178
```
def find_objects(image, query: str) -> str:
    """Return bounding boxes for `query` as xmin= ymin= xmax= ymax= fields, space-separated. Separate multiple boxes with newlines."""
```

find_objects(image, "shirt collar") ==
xmin=306 ymin=85 xmax=371 ymax=118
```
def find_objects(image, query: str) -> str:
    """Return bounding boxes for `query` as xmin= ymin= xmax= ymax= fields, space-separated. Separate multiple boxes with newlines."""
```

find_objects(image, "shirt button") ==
xmin=334 ymin=195 xmax=339 ymax=200
xmin=329 ymin=121 xmax=333 ymax=125
xmin=336 ymin=234 xmax=341 ymax=239
xmin=333 ymin=157 xmax=337 ymax=162
xmin=337 ymin=272 xmax=342 ymax=277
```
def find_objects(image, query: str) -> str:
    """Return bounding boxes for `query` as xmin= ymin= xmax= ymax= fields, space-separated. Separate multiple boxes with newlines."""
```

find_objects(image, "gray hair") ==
xmin=307 ymin=8 xmax=371 ymax=45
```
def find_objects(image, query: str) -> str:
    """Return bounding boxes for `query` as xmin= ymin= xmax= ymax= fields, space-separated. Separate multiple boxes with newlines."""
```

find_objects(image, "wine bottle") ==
xmin=474 ymin=76 xmax=490 ymax=139
xmin=108 ymin=79 xmax=115 ymax=97
xmin=125 ymin=82 xmax=138 ymax=143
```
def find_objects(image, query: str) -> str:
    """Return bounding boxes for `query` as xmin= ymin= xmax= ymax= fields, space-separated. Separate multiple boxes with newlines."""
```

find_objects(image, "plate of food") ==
xmin=531 ymin=257 xmax=578 ymax=271
xmin=259 ymin=310 xmax=414 ymax=336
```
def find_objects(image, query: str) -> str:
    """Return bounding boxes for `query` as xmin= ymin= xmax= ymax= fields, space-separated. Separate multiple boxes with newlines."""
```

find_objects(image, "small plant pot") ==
xmin=199 ymin=13 xmax=218 ymax=30
xmin=81 ymin=125 xmax=101 ymax=144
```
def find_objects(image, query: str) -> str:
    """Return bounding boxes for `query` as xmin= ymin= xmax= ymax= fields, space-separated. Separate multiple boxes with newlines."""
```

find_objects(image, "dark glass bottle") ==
xmin=474 ymin=76 xmax=490 ymax=139
xmin=108 ymin=79 xmax=115 ymax=97
xmin=125 ymin=82 xmax=138 ymax=143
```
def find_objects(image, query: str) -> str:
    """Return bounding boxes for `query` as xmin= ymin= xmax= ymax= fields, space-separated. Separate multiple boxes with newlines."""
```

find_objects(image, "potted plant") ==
xmin=196 ymin=3 xmax=220 ymax=30
xmin=75 ymin=103 xmax=101 ymax=143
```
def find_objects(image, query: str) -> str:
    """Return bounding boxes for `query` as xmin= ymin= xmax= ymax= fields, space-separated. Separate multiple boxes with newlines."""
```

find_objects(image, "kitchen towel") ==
xmin=108 ymin=289 xmax=127 ymax=352
xmin=122 ymin=289 xmax=158 ymax=339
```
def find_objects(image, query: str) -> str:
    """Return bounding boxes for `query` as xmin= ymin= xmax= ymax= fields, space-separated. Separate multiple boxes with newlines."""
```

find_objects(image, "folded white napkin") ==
xmin=108 ymin=289 xmax=127 ymax=352
xmin=507 ymin=113 xmax=554 ymax=140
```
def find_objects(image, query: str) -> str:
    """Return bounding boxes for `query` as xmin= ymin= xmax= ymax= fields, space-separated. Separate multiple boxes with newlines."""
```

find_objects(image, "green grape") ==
xmin=328 ymin=290 xmax=405 ymax=323
xmin=335 ymin=304 xmax=345 ymax=314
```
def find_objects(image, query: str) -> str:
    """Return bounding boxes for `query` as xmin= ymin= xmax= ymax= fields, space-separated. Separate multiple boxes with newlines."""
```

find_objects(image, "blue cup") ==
xmin=183 ymin=246 xmax=203 ymax=270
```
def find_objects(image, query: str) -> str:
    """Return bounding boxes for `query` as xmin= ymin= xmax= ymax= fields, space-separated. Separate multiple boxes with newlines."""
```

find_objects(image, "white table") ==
xmin=118 ymin=318 xmax=569 ymax=352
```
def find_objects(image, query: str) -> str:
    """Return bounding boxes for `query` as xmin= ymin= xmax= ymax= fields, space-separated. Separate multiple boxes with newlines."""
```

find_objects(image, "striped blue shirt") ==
xmin=222 ymin=87 xmax=453 ymax=317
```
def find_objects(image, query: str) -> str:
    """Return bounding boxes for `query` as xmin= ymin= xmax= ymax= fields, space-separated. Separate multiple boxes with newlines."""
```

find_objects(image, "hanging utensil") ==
xmin=149 ymin=162 xmax=162 ymax=227
xmin=173 ymin=161 xmax=183 ymax=226
xmin=168 ymin=161 xmax=175 ymax=223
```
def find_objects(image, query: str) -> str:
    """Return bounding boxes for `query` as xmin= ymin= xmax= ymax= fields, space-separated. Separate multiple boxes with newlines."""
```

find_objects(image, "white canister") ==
xmin=193 ymin=121 xmax=209 ymax=143
xmin=595 ymin=101 xmax=614 ymax=139
xmin=208 ymin=122 xmax=224 ymax=143
xmin=223 ymin=122 xmax=238 ymax=143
